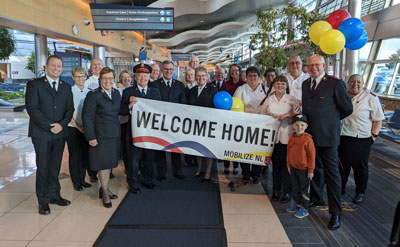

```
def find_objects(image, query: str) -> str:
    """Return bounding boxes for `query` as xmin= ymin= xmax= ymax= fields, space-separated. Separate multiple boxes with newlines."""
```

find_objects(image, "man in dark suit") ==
xmin=120 ymin=63 xmax=162 ymax=193
xmin=25 ymin=55 xmax=74 ymax=215
xmin=302 ymin=54 xmax=353 ymax=230
xmin=211 ymin=67 xmax=226 ymax=90
xmin=149 ymin=60 xmax=186 ymax=181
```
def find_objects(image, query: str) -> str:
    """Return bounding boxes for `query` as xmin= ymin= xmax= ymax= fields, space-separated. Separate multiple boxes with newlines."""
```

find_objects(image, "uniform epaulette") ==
xmin=329 ymin=75 xmax=342 ymax=81
xmin=92 ymin=88 xmax=99 ymax=92
xmin=369 ymin=92 xmax=376 ymax=97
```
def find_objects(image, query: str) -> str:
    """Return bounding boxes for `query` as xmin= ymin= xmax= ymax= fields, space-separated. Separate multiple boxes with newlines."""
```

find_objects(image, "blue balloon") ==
xmin=345 ymin=30 xmax=368 ymax=50
xmin=213 ymin=91 xmax=233 ymax=110
xmin=338 ymin=17 xmax=365 ymax=43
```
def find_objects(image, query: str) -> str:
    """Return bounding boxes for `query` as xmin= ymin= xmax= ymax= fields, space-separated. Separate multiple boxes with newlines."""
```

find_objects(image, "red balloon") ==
xmin=327 ymin=10 xmax=351 ymax=29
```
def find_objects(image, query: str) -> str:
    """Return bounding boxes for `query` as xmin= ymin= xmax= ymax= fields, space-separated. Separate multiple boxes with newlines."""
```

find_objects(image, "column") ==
xmin=93 ymin=45 xmax=105 ymax=62
xmin=34 ymin=34 xmax=47 ymax=76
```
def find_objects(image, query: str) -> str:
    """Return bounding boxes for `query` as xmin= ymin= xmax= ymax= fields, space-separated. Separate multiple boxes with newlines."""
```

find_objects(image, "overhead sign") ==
xmin=131 ymin=99 xmax=280 ymax=166
xmin=171 ymin=53 xmax=192 ymax=61
xmin=55 ymin=52 xmax=81 ymax=86
xmin=89 ymin=3 xmax=174 ymax=31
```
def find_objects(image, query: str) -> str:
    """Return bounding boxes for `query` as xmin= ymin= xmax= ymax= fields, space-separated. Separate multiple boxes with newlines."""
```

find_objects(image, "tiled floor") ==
xmin=0 ymin=111 xmax=291 ymax=247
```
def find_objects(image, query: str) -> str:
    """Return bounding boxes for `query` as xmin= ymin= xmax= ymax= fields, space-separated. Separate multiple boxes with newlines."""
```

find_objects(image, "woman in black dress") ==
xmin=83 ymin=67 xmax=121 ymax=208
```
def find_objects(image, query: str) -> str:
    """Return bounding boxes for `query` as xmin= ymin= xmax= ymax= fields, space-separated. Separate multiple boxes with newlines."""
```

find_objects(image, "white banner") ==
xmin=131 ymin=99 xmax=280 ymax=166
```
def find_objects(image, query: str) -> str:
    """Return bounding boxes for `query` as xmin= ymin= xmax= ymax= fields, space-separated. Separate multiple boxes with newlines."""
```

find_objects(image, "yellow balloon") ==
xmin=309 ymin=21 xmax=332 ymax=45
xmin=231 ymin=97 xmax=244 ymax=112
xmin=319 ymin=29 xmax=346 ymax=55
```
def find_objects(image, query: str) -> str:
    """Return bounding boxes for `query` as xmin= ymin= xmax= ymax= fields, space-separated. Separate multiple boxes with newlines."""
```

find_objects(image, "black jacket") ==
xmin=302 ymin=74 xmax=353 ymax=147
xmin=82 ymin=87 xmax=121 ymax=141
xmin=188 ymin=84 xmax=218 ymax=108
xmin=25 ymin=77 xmax=74 ymax=139
xmin=149 ymin=78 xmax=186 ymax=104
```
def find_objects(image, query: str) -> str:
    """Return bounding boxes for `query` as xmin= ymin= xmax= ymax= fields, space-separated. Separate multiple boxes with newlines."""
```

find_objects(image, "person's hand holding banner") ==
xmin=129 ymin=96 xmax=138 ymax=110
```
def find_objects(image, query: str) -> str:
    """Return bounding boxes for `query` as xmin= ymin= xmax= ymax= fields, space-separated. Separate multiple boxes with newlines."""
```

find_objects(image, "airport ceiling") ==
xmin=93 ymin=0 xmax=289 ymax=63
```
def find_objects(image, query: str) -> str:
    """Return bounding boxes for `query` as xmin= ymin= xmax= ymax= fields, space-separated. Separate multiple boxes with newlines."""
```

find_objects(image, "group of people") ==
xmin=26 ymin=53 xmax=385 ymax=231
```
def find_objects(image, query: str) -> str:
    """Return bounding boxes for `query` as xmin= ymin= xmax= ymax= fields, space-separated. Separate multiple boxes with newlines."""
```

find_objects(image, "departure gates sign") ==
xmin=131 ymin=99 xmax=280 ymax=166
xmin=90 ymin=3 xmax=174 ymax=31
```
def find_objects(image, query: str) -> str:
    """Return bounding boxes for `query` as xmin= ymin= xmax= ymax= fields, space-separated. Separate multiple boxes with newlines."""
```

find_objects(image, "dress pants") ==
xmin=290 ymin=167 xmax=310 ymax=209
xmin=156 ymin=151 xmax=183 ymax=177
xmin=338 ymin=136 xmax=373 ymax=195
xmin=271 ymin=143 xmax=292 ymax=194
xmin=126 ymin=143 xmax=155 ymax=187
xmin=31 ymin=137 xmax=65 ymax=204
xmin=120 ymin=122 xmax=129 ymax=167
xmin=66 ymin=127 xmax=88 ymax=187
xmin=224 ymin=161 xmax=239 ymax=169
xmin=310 ymin=146 xmax=342 ymax=216
xmin=241 ymin=163 xmax=262 ymax=180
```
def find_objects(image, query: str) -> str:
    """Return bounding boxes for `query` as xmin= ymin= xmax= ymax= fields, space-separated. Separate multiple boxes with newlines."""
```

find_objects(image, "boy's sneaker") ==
xmin=287 ymin=203 xmax=300 ymax=213
xmin=294 ymin=206 xmax=309 ymax=218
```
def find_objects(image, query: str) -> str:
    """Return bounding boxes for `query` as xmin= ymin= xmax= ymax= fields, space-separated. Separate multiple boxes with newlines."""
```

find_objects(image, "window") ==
xmin=377 ymin=37 xmax=400 ymax=60
xmin=359 ymin=42 xmax=372 ymax=61
xmin=370 ymin=63 xmax=396 ymax=95
xmin=389 ymin=64 xmax=400 ymax=96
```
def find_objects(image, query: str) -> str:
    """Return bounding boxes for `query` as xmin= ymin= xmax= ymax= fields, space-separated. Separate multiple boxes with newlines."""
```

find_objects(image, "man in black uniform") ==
xmin=302 ymin=54 xmax=353 ymax=230
xmin=25 ymin=55 xmax=74 ymax=215
xmin=120 ymin=63 xmax=161 ymax=193
xmin=149 ymin=60 xmax=186 ymax=181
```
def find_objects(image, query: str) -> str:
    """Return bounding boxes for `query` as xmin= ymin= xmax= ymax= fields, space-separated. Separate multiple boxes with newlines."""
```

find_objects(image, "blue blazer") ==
xmin=302 ymin=74 xmax=353 ymax=147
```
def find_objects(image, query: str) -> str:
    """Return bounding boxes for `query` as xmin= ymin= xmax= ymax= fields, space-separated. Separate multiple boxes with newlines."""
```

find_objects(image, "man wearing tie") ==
xmin=149 ymin=60 xmax=186 ymax=181
xmin=211 ymin=67 xmax=226 ymax=90
xmin=120 ymin=63 xmax=161 ymax=193
xmin=302 ymin=54 xmax=353 ymax=230
xmin=25 ymin=55 xmax=74 ymax=215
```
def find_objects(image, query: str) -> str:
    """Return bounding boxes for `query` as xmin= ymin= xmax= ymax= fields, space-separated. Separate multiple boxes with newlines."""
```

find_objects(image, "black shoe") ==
xmin=50 ymin=197 xmax=71 ymax=206
xmin=309 ymin=201 xmax=325 ymax=208
xmin=129 ymin=187 xmax=140 ymax=194
xmin=99 ymin=188 xmax=118 ymax=199
xmin=156 ymin=176 xmax=166 ymax=182
xmin=328 ymin=215 xmax=341 ymax=230
xmin=353 ymin=194 xmax=364 ymax=204
xmin=388 ymin=241 xmax=400 ymax=247
xmin=102 ymin=199 xmax=112 ymax=208
xmin=73 ymin=184 xmax=83 ymax=191
xmin=109 ymin=172 xmax=115 ymax=179
xmin=272 ymin=191 xmax=279 ymax=201
xmin=173 ymin=174 xmax=186 ymax=180
xmin=81 ymin=182 xmax=92 ymax=188
xmin=232 ymin=169 xmax=238 ymax=175
xmin=280 ymin=194 xmax=291 ymax=203
xmin=141 ymin=183 xmax=157 ymax=190
xmin=90 ymin=176 xmax=98 ymax=183
xmin=39 ymin=203 xmax=51 ymax=215
xmin=252 ymin=176 xmax=260 ymax=184
xmin=202 ymin=177 xmax=211 ymax=182
xmin=242 ymin=178 xmax=250 ymax=185
xmin=192 ymin=172 xmax=203 ymax=179
xmin=224 ymin=169 xmax=230 ymax=175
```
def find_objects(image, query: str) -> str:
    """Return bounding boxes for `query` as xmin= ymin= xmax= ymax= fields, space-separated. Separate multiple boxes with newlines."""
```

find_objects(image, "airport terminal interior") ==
xmin=0 ymin=0 xmax=400 ymax=246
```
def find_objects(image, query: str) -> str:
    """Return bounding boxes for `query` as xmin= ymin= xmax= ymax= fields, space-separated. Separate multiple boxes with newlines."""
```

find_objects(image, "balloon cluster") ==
xmin=309 ymin=10 xmax=368 ymax=55
xmin=213 ymin=91 xmax=244 ymax=112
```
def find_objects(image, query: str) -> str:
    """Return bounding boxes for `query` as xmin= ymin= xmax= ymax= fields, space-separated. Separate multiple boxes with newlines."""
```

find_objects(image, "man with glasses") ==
xmin=283 ymin=55 xmax=309 ymax=104
xmin=66 ymin=67 xmax=92 ymax=191
xmin=302 ymin=54 xmax=353 ymax=230
xmin=149 ymin=60 xmax=186 ymax=181
xmin=211 ymin=67 xmax=226 ymax=90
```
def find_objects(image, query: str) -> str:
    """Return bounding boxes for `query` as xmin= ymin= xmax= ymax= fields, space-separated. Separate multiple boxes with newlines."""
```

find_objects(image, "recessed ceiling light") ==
xmin=200 ymin=20 xmax=204 ymax=23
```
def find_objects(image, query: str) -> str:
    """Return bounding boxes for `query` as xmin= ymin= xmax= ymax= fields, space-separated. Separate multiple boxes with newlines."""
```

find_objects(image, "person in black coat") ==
xmin=82 ymin=67 xmax=121 ymax=208
xmin=188 ymin=67 xmax=218 ymax=181
xmin=25 ymin=55 xmax=74 ymax=215
xmin=302 ymin=54 xmax=353 ymax=230
xmin=149 ymin=60 xmax=186 ymax=181
xmin=120 ymin=63 xmax=162 ymax=193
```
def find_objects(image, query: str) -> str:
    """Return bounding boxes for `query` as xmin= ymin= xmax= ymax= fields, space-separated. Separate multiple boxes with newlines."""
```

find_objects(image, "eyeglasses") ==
xmin=163 ymin=68 xmax=174 ymax=71
xmin=307 ymin=63 xmax=323 ymax=67
xmin=289 ymin=61 xmax=301 ymax=66
xmin=73 ymin=75 xmax=86 ymax=79
xmin=101 ymin=77 xmax=114 ymax=81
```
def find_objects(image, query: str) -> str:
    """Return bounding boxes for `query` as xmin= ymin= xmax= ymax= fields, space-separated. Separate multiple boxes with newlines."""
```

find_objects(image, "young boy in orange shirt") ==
xmin=286 ymin=114 xmax=316 ymax=218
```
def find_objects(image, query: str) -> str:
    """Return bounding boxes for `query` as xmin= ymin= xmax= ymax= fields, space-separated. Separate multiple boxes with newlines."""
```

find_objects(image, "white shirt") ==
xmin=310 ymin=72 xmax=325 ymax=90
xmin=216 ymin=80 xmax=225 ymax=89
xmin=283 ymin=72 xmax=309 ymax=101
xmin=197 ymin=84 xmax=206 ymax=96
xmin=233 ymin=83 xmax=267 ymax=114
xmin=46 ymin=75 xmax=59 ymax=91
xmin=260 ymin=93 xmax=299 ymax=144
xmin=86 ymin=75 xmax=99 ymax=91
xmin=137 ymin=85 xmax=148 ymax=95
xmin=186 ymin=81 xmax=197 ymax=89
xmin=341 ymin=91 xmax=385 ymax=138
xmin=68 ymin=84 xmax=89 ymax=127
xmin=101 ymin=86 xmax=112 ymax=99
xmin=162 ymin=77 xmax=172 ymax=87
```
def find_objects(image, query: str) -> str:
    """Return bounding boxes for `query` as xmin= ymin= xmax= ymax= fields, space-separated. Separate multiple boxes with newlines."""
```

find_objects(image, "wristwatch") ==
xmin=371 ymin=133 xmax=378 ymax=138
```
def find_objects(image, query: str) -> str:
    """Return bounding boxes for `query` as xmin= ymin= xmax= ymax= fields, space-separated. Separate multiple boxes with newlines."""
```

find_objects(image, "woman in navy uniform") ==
xmin=188 ymin=66 xmax=218 ymax=181
xmin=82 ymin=67 xmax=121 ymax=208
xmin=119 ymin=63 xmax=161 ymax=193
